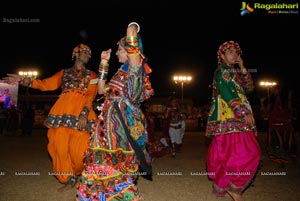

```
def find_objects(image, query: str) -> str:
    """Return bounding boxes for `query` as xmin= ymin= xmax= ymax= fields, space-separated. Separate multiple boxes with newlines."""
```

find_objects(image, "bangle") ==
xmin=126 ymin=46 xmax=140 ymax=54
xmin=127 ymin=53 xmax=139 ymax=57
xmin=99 ymin=63 xmax=109 ymax=71
xmin=126 ymin=36 xmax=139 ymax=47
xmin=98 ymin=63 xmax=109 ymax=80
xmin=99 ymin=63 xmax=109 ymax=68
xmin=98 ymin=70 xmax=108 ymax=80
xmin=125 ymin=36 xmax=140 ymax=54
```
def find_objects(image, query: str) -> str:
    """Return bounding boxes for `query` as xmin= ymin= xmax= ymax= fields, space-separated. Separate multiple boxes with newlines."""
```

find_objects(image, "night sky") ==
xmin=1 ymin=2 xmax=299 ymax=106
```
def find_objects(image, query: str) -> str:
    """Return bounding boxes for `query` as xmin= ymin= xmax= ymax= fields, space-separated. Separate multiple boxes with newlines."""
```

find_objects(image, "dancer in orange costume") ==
xmin=3 ymin=44 xmax=98 ymax=185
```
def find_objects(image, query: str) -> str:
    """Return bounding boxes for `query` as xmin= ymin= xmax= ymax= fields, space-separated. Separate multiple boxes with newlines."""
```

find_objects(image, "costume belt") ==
xmin=61 ymin=89 xmax=87 ymax=96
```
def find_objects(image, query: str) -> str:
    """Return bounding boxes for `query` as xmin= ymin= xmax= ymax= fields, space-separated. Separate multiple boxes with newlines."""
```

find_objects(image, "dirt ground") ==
xmin=0 ymin=129 xmax=300 ymax=201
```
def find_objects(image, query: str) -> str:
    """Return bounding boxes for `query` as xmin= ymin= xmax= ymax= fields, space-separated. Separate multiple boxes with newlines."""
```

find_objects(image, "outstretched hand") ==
xmin=2 ymin=74 xmax=20 ymax=84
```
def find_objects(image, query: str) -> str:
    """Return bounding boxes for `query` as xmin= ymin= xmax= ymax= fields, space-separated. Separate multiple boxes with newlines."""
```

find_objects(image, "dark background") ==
xmin=1 ymin=1 xmax=299 ymax=106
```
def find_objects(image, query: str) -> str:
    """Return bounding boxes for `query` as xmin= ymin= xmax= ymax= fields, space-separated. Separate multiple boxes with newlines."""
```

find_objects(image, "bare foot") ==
xmin=226 ymin=190 xmax=244 ymax=201
xmin=57 ymin=176 xmax=77 ymax=192
xmin=224 ymin=192 xmax=231 ymax=198
xmin=207 ymin=193 xmax=232 ymax=201
xmin=133 ymin=195 xmax=144 ymax=201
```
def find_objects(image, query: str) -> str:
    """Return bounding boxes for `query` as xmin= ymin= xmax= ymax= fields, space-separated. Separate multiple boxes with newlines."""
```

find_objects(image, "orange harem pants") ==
xmin=47 ymin=127 xmax=90 ymax=184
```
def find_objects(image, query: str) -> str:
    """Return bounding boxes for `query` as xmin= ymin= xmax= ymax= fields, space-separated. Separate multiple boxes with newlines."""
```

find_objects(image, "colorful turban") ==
xmin=72 ymin=44 xmax=91 ymax=59
xmin=217 ymin=41 xmax=242 ymax=65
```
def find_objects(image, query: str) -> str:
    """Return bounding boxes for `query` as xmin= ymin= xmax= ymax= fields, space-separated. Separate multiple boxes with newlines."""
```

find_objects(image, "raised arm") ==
xmin=125 ymin=22 xmax=142 ymax=69
xmin=97 ymin=49 xmax=111 ymax=95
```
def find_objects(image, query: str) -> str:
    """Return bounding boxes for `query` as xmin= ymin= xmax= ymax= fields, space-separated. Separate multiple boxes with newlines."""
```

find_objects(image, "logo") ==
xmin=240 ymin=2 xmax=255 ymax=16
xmin=240 ymin=2 xmax=299 ymax=15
